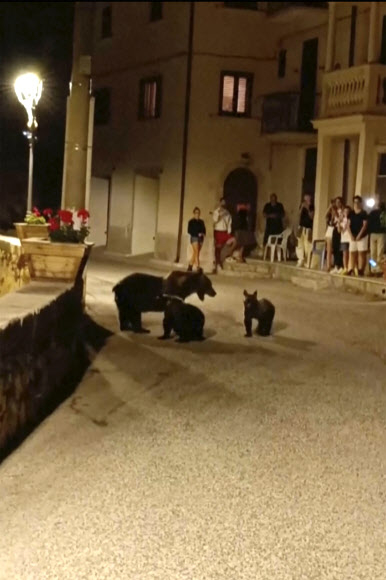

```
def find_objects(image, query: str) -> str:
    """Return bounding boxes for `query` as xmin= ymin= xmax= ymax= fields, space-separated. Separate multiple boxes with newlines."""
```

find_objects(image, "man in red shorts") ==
xmin=212 ymin=197 xmax=236 ymax=270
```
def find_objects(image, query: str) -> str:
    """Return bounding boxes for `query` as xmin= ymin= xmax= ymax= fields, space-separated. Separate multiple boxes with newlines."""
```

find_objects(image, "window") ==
xmin=150 ymin=2 xmax=163 ymax=21
xmin=139 ymin=77 xmax=162 ymax=119
xmin=278 ymin=49 xmax=286 ymax=78
xmin=381 ymin=15 xmax=386 ymax=65
xmin=101 ymin=5 xmax=112 ymax=38
xmin=348 ymin=5 xmax=357 ymax=67
xmin=219 ymin=72 xmax=253 ymax=117
xmin=94 ymin=88 xmax=111 ymax=125
xmin=223 ymin=2 xmax=258 ymax=10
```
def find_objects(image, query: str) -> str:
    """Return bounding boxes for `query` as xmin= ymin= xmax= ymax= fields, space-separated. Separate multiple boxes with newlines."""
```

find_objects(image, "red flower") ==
xmin=43 ymin=208 xmax=53 ymax=217
xmin=77 ymin=209 xmax=90 ymax=221
xmin=48 ymin=217 xmax=60 ymax=231
xmin=32 ymin=207 xmax=41 ymax=216
xmin=58 ymin=210 xmax=73 ymax=224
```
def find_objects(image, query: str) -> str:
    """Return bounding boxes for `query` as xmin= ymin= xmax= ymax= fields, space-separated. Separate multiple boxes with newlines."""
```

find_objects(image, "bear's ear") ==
xmin=243 ymin=289 xmax=248 ymax=297
xmin=253 ymin=290 xmax=258 ymax=298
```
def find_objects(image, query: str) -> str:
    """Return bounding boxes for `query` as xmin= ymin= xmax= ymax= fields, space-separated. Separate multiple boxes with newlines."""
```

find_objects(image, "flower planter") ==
xmin=14 ymin=223 xmax=50 ymax=240
xmin=20 ymin=239 xmax=93 ymax=282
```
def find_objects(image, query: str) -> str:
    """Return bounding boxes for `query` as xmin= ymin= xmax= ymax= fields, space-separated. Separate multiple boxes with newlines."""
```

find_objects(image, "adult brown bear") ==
xmin=113 ymin=269 xmax=216 ymax=333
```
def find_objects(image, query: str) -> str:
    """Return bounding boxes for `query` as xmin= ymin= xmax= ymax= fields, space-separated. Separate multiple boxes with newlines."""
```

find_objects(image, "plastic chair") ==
xmin=263 ymin=234 xmax=281 ymax=262
xmin=275 ymin=228 xmax=292 ymax=262
xmin=308 ymin=239 xmax=326 ymax=270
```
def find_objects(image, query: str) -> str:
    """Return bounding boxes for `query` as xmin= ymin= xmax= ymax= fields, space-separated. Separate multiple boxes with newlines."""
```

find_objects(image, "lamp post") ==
xmin=14 ymin=73 xmax=43 ymax=213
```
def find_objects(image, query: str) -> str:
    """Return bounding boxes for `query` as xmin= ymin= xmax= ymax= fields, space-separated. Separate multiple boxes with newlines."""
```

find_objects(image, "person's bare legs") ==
xmin=190 ymin=242 xmax=199 ymax=269
xmin=358 ymin=250 xmax=367 ymax=275
xmin=349 ymin=251 xmax=358 ymax=274
xmin=343 ymin=249 xmax=349 ymax=270
xmin=195 ymin=243 xmax=202 ymax=269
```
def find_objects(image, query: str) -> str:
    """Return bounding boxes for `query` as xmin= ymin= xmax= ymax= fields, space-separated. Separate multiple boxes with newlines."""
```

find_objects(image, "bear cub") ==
xmin=243 ymin=290 xmax=275 ymax=337
xmin=159 ymin=298 xmax=205 ymax=343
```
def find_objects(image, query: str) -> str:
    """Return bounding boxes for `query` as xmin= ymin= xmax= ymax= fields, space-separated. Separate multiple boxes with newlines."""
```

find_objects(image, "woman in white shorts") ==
xmin=325 ymin=199 xmax=336 ymax=272
xmin=338 ymin=205 xmax=351 ymax=274
xmin=348 ymin=196 xmax=368 ymax=276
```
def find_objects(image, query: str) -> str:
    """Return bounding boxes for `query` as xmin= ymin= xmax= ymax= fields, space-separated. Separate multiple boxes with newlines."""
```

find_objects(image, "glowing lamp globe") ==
xmin=14 ymin=73 xmax=43 ymax=129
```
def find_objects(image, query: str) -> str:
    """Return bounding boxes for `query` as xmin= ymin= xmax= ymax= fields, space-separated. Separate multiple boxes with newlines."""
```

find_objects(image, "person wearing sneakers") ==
xmin=338 ymin=205 xmax=352 ymax=275
xmin=296 ymin=194 xmax=314 ymax=268
xmin=348 ymin=196 xmax=368 ymax=276
xmin=212 ymin=197 xmax=236 ymax=270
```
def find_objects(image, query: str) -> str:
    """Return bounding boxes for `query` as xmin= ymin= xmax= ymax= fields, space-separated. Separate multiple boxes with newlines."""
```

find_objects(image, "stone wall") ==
xmin=0 ymin=280 xmax=103 ymax=462
xmin=0 ymin=235 xmax=30 ymax=298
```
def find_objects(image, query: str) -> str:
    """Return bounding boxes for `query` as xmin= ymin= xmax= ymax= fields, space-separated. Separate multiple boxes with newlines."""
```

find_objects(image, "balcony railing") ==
xmin=262 ymin=92 xmax=316 ymax=134
xmin=321 ymin=64 xmax=386 ymax=118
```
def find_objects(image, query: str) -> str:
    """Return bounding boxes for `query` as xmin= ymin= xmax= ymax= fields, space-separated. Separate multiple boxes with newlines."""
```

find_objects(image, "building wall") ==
xmin=88 ymin=2 xmax=364 ymax=264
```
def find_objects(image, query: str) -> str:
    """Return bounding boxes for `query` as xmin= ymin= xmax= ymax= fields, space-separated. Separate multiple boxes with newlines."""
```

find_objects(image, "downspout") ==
xmin=175 ymin=1 xmax=195 ymax=263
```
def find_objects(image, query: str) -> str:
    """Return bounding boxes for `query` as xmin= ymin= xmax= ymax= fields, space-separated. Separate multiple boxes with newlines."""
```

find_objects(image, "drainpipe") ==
xmin=175 ymin=1 xmax=195 ymax=263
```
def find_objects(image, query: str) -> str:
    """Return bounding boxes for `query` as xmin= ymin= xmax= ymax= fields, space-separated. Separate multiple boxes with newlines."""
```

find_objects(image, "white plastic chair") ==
xmin=275 ymin=228 xmax=292 ymax=262
xmin=263 ymin=234 xmax=281 ymax=262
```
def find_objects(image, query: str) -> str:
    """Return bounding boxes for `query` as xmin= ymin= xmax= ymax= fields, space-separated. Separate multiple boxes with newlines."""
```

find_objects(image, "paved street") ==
xmin=0 ymin=256 xmax=385 ymax=580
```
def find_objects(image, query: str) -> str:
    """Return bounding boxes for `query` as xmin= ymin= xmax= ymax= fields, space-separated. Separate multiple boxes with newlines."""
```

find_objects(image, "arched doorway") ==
xmin=223 ymin=168 xmax=257 ymax=231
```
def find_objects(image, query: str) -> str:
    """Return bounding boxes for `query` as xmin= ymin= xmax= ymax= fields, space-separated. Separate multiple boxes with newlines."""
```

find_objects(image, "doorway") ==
xmin=89 ymin=177 xmax=110 ymax=247
xmin=298 ymin=38 xmax=318 ymax=132
xmin=223 ymin=168 xmax=257 ymax=230
xmin=302 ymin=147 xmax=317 ymax=198
xmin=131 ymin=175 xmax=159 ymax=255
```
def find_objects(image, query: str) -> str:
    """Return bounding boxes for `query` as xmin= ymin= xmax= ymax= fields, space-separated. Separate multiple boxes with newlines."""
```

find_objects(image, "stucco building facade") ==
xmin=66 ymin=2 xmax=386 ymax=268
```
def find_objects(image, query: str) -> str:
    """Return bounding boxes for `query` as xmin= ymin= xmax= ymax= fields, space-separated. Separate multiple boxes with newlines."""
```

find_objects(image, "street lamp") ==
xmin=14 ymin=73 xmax=43 ymax=213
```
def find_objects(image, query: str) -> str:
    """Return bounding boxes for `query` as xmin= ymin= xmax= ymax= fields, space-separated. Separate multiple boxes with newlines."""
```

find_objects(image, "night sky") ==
xmin=0 ymin=2 xmax=74 ymax=228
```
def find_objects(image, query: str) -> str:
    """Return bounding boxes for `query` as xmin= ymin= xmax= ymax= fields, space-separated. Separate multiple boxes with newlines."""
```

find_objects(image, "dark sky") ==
xmin=0 ymin=2 xmax=74 ymax=225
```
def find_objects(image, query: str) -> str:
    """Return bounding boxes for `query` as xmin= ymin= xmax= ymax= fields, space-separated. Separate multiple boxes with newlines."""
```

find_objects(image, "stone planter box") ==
xmin=20 ymin=239 xmax=93 ymax=282
xmin=14 ymin=223 xmax=50 ymax=240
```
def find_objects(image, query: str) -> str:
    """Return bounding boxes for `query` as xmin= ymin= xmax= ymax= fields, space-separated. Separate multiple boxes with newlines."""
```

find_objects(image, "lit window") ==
xmin=94 ymin=88 xmax=111 ymax=125
xmin=220 ymin=72 xmax=253 ymax=117
xmin=139 ymin=77 xmax=162 ymax=119
xmin=101 ymin=5 xmax=112 ymax=39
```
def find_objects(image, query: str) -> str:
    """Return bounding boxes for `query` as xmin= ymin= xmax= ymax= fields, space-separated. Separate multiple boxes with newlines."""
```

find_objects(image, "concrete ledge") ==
xmin=223 ymin=258 xmax=386 ymax=299
xmin=0 ymin=281 xmax=88 ymax=461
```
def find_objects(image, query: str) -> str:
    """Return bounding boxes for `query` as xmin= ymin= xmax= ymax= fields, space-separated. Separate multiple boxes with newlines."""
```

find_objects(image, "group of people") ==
xmin=186 ymin=192 xmax=386 ymax=276
xmin=323 ymin=193 xmax=386 ymax=276
xmin=187 ymin=198 xmax=258 ymax=272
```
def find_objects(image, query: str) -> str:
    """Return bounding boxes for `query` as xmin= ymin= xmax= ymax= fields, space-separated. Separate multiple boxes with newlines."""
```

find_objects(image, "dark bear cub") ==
xmin=159 ymin=298 xmax=205 ymax=343
xmin=243 ymin=290 xmax=275 ymax=337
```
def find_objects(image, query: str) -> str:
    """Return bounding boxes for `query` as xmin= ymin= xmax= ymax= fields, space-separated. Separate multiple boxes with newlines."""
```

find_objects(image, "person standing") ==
xmin=324 ymin=198 xmax=336 ymax=272
xmin=263 ymin=193 xmax=285 ymax=246
xmin=296 ymin=194 xmax=314 ymax=268
xmin=348 ymin=196 xmax=368 ymax=276
xmin=187 ymin=207 xmax=206 ymax=271
xmin=213 ymin=197 xmax=236 ymax=270
xmin=368 ymin=194 xmax=386 ymax=275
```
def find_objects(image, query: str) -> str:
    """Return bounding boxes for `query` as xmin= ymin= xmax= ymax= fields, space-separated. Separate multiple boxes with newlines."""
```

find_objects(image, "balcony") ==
xmin=261 ymin=92 xmax=317 ymax=143
xmin=267 ymin=2 xmax=327 ymax=23
xmin=321 ymin=64 xmax=386 ymax=119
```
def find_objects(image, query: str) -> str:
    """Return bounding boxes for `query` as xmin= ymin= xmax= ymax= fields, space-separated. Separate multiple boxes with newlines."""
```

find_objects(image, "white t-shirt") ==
xmin=213 ymin=207 xmax=232 ymax=233
xmin=340 ymin=216 xmax=351 ymax=243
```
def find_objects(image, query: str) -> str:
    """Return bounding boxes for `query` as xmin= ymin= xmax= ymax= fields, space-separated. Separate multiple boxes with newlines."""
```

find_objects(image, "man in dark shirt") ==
xmin=263 ymin=194 xmax=285 ymax=245
xmin=296 ymin=194 xmax=314 ymax=267
xmin=368 ymin=194 xmax=386 ymax=274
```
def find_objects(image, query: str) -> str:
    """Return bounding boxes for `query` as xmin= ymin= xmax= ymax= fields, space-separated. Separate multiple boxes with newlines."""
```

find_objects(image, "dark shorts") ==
xmin=340 ymin=242 xmax=349 ymax=251
xmin=190 ymin=236 xmax=202 ymax=244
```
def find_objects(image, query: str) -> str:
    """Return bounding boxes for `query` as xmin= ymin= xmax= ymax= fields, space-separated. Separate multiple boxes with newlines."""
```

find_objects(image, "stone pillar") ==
xmin=355 ymin=123 xmax=376 ymax=197
xmin=368 ymin=2 xmax=380 ymax=64
xmin=62 ymin=2 xmax=94 ymax=210
xmin=325 ymin=2 xmax=337 ymax=73
xmin=313 ymin=132 xmax=332 ymax=240
xmin=347 ymin=137 xmax=359 ymax=202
